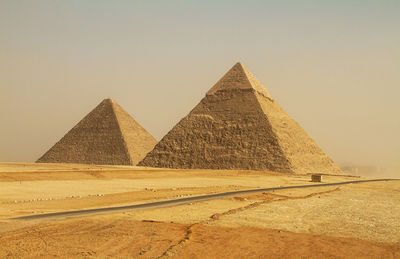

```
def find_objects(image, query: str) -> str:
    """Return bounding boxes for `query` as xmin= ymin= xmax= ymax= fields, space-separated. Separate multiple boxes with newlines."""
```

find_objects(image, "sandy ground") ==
xmin=2 ymin=215 xmax=399 ymax=259
xmin=0 ymin=162 xmax=399 ymax=258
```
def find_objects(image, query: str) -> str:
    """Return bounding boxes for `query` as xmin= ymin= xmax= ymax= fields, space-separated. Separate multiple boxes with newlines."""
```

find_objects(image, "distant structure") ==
xmin=37 ymin=98 xmax=157 ymax=165
xmin=139 ymin=62 xmax=342 ymax=174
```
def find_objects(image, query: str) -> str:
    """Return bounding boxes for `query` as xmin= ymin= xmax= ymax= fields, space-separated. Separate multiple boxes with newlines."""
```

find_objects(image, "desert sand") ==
xmin=0 ymin=162 xmax=399 ymax=258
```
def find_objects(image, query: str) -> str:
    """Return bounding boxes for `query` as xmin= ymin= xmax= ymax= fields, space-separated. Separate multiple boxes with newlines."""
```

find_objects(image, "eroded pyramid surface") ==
xmin=37 ymin=99 xmax=157 ymax=165
xmin=139 ymin=63 xmax=342 ymax=174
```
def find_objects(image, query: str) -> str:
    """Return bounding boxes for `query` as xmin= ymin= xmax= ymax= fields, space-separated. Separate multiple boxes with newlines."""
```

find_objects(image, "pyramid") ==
xmin=139 ymin=62 xmax=342 ymax=174
xmin=37 ymin=98 xmax=157 ymax=165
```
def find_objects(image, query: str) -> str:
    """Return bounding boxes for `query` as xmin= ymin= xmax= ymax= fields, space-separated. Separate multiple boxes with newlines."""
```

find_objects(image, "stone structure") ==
xmin=37 ymin=98 xmax=157 ymax=165
xmin=139 ymin=62 xmax=342 ymax=174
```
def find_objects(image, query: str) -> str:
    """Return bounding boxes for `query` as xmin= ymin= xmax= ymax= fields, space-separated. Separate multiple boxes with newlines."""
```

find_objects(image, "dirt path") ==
xmin=13 ymin=179 xmax=396 ymax=221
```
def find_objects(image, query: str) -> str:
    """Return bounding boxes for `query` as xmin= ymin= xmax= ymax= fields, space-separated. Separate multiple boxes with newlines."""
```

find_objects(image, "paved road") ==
xmin=12 ymin=178 xmax=398 ymax=221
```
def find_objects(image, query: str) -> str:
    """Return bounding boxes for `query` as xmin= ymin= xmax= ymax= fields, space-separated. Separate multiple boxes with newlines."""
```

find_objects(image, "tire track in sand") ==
xmin=157 ymin=187 xmax=341 ymax=258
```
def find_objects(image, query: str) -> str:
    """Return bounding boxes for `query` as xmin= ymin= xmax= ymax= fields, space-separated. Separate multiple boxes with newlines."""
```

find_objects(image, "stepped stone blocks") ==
xmin=139 ymin=62 xmax=342 ymax=174
xmin=37 ymin=99 xmax=157 ymax=165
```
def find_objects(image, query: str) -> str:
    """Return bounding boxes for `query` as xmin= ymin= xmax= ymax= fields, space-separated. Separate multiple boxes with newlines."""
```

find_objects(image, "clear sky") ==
xmin=1 ymin=1 xmax=399 ymax=169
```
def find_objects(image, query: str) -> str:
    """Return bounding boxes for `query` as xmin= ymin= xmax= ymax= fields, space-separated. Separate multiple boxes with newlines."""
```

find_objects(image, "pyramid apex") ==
xmin=103 ymin=98 xmax=115 ymax=102
xmin=232 ymin=62 xmax=245 ymax=70
xmin=101 ymin=98 xmax=118 ymax=107
xmin=206 ymin=62 xmax=273 ymax=100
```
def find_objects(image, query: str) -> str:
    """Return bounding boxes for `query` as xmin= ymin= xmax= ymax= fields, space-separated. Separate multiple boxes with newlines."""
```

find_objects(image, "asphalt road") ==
xmin=12 ymin=178 xmax=397 ymax=221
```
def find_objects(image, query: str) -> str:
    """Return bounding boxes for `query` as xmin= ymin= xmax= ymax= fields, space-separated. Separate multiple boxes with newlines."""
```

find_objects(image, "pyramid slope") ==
xmin=139 ymin=63 xmax=342 ymax=174
xmin=254 ymin=94 xmax=342 ymax=174
xmin=37 ymin=99 xmax=157 ymax=165
xmin=112 ymin=101 xmax=157 ymax=165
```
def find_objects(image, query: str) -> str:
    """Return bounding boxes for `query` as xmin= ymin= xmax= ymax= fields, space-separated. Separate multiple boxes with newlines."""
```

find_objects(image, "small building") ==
xmin=311 ymin=174 xmax=322 ymax=182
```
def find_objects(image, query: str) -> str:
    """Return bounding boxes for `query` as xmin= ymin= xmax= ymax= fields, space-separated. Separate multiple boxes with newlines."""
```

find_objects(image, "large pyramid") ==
xmin=139 ymin=62 xmax=342 ymax=174
xmin=37 ymin=98 xmax=157 ymax=165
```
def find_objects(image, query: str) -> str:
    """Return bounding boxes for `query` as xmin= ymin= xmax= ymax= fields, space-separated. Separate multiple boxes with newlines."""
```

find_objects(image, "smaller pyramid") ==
xmin=37 ymin=98 xmax=157 ymax=165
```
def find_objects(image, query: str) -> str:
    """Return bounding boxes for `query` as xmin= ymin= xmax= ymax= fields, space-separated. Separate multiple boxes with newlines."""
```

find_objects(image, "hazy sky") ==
xmin=1 ymin=0 xmax=399 ymax=168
